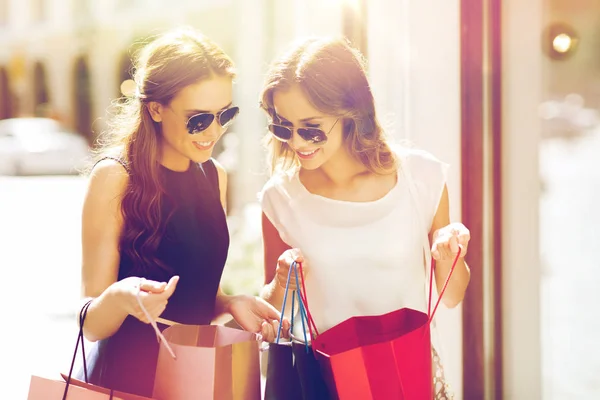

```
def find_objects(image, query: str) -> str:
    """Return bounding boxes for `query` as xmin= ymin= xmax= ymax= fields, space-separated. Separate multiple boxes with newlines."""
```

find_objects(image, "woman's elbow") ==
xmin=82 ymin=327 xmax=102 ymax=343
xmin=441 ymin=283 xmax=469 ymax=308
xmin=441 ymin=295 xmax=463 ymax=309
xmin=442 ymin=269 xmax=471 ymax=308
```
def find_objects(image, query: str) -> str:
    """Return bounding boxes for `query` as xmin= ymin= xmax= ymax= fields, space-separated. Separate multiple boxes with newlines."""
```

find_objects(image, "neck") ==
xmin=160 ymin=144 xmax=190 ymax=172
xmin=315 ymin=147 xmax=368 ymax=187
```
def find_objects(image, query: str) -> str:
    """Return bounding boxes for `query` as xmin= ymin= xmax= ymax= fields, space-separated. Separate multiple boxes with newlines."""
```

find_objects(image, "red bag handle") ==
xmin=427 ymin=246 xmax=463 ymax=324
xmin=295 ymin=262 xmax=320 ymax=338
xmin=296 ymin=246 xmax=462 ymax=341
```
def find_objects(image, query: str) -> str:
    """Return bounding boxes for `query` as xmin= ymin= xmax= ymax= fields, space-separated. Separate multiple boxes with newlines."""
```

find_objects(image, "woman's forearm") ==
xmin=260 ymin=279 xmax=294 ymax=318
xmin=214 ymin=288 xmax=235 ymax=318
xmin=434 ymin=257 xmax=470 ymax=308
xmin=81 ymin=285 xmax=129 ymax=342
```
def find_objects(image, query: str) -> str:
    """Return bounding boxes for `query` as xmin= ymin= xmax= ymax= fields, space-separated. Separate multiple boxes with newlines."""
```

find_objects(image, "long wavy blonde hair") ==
xmin=260 ymin=37 xmax=397 ymax=175
xmin=90 ymin=28 xmax=235 ymax=274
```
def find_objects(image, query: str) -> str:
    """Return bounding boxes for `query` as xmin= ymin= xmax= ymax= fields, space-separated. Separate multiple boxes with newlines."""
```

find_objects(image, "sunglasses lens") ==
xmin=219 ymin=107 xmax=239 ymax=128
xmin=297 ymin=128 xmax=328 ymax=144
xmin=268 ymin=124 xmax=293 ymax=141
xmin=187 ymin=114 xmax=215 ymax=134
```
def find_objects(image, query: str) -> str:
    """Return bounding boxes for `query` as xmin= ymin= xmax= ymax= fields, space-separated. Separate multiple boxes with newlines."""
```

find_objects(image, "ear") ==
xmin=355 ymin=115 xmax=376 ymax=136
xmin=147 ymin=101 xmax=164 ymax=123
xmin=343 ymin=118 xmax=357 ymax=137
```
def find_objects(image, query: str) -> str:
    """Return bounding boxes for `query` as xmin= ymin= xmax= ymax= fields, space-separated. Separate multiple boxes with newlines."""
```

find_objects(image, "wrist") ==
xmin=272 ymin=275 xmax=287 ymax=291
xmin=260 ymin=280 xmax=276 ymax=301
xmin=268 ymin=278 xmax=286 ymax=297
xmin=105 ymin=281 xmax=132 ymax=317
xmin=216 ymin=292 xmax=238 ymax=314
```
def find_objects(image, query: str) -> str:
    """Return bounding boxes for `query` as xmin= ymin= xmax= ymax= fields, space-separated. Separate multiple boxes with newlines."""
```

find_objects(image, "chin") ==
xmin=298 ymin=158 xmax=324 ymax=171
xmin=187 ymin=147 xmax=216 ymax=164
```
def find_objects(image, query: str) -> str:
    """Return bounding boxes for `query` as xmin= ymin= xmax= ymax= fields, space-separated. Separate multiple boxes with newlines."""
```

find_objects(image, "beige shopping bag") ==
xmin=152 ymin=324 xmax=260 ymax=400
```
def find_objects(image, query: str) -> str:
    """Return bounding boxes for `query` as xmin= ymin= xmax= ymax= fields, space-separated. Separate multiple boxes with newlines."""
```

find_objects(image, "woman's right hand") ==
xmin=113 ymin=275 xmax=180 ymax=324
xmin=275 ymin=249 xmax=306 ymax=291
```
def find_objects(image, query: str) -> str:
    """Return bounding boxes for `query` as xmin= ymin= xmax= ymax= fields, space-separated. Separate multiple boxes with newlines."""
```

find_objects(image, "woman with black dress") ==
xmin=77 ymin=27 xmax=286 ymax=397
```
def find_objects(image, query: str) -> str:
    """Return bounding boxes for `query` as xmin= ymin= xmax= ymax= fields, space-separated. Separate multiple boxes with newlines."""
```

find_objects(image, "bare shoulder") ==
xmin=211 ymin=157 xmax=227 ymax=183
xmin=210 ymin=157 xmax=228 ymax=195
xmin=393 ymin=145 xmax=440 ymax=165
xmin=210 ymin=158 xmax=228 ymax=211
xmin=86 ymin=159 xmax=129 ymax=204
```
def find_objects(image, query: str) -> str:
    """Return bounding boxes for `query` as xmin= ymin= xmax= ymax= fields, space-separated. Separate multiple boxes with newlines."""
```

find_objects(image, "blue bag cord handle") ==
xmin=275 ymin=260 xmax=295 ymax=343
xmin=290 ymin=290 xmax=296 ymax=331
xmin=275 ymin=261 xmax=311 ymax=353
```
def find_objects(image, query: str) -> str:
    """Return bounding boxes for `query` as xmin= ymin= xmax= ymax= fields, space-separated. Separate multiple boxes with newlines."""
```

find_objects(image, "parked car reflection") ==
xmin=0 ymin=118 xmax=90 ymax=176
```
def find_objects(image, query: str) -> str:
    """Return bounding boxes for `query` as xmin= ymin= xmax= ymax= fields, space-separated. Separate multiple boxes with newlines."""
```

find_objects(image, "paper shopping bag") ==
xmin=312 ymin=308 xmax=433 ymax=399
xmin=152 ymin=324 xmax=260 ymax=400
xmin=264 ymin=263 xmax=330 ymax=400
xmin=28 ymin=375 xmax=119 ymax=400
xmin=298 ymin=250 xmax=462 ymax=400
xmin=29 ymin=300 xmax=155 ymax=400
xmin=28 ymin=375 xmax=154 ymax=400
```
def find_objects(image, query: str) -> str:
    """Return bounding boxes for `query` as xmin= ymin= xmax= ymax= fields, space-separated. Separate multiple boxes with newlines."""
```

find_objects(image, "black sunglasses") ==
xmin=268 ymin=118 xmax=340 ymax=145
xmin=186 ymin=106 xmax=239 ymax=134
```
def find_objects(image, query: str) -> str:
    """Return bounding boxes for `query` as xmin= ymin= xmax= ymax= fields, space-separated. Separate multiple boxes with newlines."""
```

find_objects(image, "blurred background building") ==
xmin=1 ymin=0 xmax=599 ymax=399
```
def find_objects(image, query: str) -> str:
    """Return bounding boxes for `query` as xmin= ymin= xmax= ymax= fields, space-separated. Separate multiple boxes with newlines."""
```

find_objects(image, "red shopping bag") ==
xmin=298 ymin=248 xmax=461 ymax=400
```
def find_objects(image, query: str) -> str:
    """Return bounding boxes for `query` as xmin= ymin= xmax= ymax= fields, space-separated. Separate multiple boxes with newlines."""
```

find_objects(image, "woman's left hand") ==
xmin=229 ymin=295 xmax=290 ymax=341
xmin=431 ymin=222 xmax=470 ymax=261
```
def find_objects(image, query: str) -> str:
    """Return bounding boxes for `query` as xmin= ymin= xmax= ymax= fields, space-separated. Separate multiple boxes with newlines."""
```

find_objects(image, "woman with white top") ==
xmin=257 ymin=37 xmax=471 ymax=397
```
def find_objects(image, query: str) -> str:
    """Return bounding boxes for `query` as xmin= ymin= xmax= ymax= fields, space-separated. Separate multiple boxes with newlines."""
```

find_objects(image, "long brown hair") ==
xmin=260 ymin=37 xmax=397 ymax=175
xmin=91 ymin=28 xmax=235 ymax=274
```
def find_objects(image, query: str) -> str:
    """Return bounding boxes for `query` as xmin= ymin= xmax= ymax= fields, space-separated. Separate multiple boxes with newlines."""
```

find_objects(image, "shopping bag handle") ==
xmin=293 ymin=249 xmax=462 ymax=336
xmin=62 ymin=300 xmax=117 ymax=399
xmin=295 ymin=262 xmax=320 ymax=338
xmin=136 ymin=280 xmax=177 ymax=360
xmin=62 ymin=299 xmax=93 ymax=400
xmin=427 ymin=246 xmax=462 ymax=324
xmin=275 ymin=262 xmax=310 ymax=350
xmin=399 ymin=152 xmax=465 ymax=324
xmin=295 ymin=249 xmax=463 ymax=339
xmin=275 ymin=261 xmax=295 ymax=343
xmin=292 ymin=264 xmax=310 ymax=352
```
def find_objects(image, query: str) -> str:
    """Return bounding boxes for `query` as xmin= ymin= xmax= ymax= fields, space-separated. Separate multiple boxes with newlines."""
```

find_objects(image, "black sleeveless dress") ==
xmin=80 ymin=159 xmax=230 ymax=397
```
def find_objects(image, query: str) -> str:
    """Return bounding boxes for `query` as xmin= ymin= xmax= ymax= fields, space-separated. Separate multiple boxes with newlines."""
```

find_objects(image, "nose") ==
xmin=202 ymin=117 xmax=220 ymax=138
xmin=289 ymin=129 xmax=305 ymax=149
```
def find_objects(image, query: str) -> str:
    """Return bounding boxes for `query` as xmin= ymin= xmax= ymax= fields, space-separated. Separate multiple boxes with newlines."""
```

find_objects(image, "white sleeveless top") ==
xmin=259 ymin=148 xmax=448 ymax=334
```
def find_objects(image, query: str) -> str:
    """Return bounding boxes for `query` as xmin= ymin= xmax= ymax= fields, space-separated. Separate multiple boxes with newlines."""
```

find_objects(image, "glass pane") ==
xmin=540 ymin=1 xmax=600 ymax=398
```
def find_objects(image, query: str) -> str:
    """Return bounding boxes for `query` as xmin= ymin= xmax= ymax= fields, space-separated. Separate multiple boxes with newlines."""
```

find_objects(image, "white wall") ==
xmin=368 ymin=0 xmax=463 ymax=397
xmin=502 ymin=0 xmax=543 ymax=398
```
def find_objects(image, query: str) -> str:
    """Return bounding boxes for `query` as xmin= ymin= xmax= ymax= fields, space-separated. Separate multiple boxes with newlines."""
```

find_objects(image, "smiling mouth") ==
xmin=296 ymin=149 xmax=320 ymax=159
xmin=193 ymin=140 xmax=215 ymax=151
